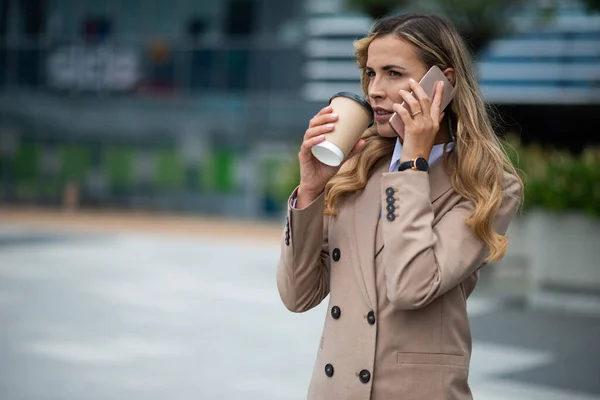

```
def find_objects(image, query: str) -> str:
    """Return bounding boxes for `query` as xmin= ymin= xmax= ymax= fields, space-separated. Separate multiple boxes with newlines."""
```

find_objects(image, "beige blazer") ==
xmin=276 ymin=155 xmax=522 ymax=400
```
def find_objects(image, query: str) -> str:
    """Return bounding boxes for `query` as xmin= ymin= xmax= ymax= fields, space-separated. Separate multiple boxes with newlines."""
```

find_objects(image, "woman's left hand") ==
xmin=392 ymin=78 xmax=445 ymax=163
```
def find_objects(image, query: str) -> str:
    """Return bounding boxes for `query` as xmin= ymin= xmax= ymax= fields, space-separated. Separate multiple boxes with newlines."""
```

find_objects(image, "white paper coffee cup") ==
xmin=311 ymin=92 xmax=374 ymax=167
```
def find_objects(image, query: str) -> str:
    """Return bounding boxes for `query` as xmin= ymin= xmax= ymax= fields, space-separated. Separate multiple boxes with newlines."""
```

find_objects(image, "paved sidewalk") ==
xmin=0 ymin=206 xmax=284 ymax=242
xmin=0 ymin=209 xmax=598 ymax=400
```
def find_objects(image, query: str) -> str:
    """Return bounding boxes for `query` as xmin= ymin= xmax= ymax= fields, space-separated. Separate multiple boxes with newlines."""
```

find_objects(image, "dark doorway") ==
xmin=224 ymin=0 xmax=257 ymax=37
xmin=20 ymin=0 xmax=46 ymax=38
xmin=496 ymin=104 xmax=600 ymax=154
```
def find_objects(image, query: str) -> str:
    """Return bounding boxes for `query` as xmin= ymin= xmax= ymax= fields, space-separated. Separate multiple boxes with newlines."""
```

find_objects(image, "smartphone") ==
xmin=388 ymin=65 xmax=455 ymax=137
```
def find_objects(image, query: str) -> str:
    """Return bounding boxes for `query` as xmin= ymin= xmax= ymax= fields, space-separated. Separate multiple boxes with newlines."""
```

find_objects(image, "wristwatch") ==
xmin=398 ymin=157 xmax=429 ymax=172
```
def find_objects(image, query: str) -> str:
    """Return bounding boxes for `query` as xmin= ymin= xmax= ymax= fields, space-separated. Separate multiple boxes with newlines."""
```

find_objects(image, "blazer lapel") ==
xmin=350 ymin=158 xmax=390 ymax=310
xmin=374 ymin=156 xmax=454 ymax=258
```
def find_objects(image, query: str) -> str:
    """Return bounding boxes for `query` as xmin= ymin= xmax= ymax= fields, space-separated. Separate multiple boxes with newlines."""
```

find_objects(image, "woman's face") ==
xmin=366 ymin=35 xmax=428 ymax=138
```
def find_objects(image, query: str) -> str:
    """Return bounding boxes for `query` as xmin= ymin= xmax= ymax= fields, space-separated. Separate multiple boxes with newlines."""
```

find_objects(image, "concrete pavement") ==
xmin=0 ymin=210 xmax=598 ymax=400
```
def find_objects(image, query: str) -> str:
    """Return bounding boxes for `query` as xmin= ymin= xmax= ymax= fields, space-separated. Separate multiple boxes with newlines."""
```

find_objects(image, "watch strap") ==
xmin=398 ymin=157 xmax=429 ymax=172
xmin=398 ymin=160 xmax=415 ymax=171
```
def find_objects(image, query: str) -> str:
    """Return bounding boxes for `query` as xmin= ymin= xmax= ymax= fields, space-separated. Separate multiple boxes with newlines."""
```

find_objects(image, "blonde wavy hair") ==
xmin=324 ymin=13 xmax=523 ymax=262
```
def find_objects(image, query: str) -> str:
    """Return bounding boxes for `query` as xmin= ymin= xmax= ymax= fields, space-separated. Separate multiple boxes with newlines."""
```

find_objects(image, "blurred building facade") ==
xmin=0 ymin=0 xmax=315 ymax=217
xmin=1 ymin=0 xmax=599 ymax=217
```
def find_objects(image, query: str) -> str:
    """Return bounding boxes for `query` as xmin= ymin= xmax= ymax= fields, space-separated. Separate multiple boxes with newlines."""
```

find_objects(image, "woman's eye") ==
xmin=366 ymin=70 xmax=375 ymax=77
xmin=389 ymin=70 xmax=401 ymax=77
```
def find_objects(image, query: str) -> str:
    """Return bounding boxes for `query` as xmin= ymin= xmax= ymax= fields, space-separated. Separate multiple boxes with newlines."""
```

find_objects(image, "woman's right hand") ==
xmin=297 ymin=105 xmax=365 ymax=208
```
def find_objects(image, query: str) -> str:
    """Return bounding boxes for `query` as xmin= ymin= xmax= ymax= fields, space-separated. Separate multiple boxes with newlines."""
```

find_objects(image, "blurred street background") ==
xmin=1 ymin=0 xmax=599 ymax=399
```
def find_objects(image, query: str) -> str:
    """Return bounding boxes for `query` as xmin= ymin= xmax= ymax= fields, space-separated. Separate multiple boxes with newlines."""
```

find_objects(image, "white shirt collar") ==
xmin=389 ymin=138 xmax=455 ymax=173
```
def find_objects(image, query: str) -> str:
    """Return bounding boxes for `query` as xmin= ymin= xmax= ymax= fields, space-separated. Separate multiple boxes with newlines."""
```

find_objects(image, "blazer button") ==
xmin=387 ymin=213 xmax=396 ymax=222
xmin=332 ymin=248 xmax=341 ymax=262
xmin=331 ymin=306 xmax=341 ymax=319
xmin=325 ymin=363 xmax=334 ymax=377
xmin=386 ymin=195 xmax=395 ymax=205
xmin=386 ymin=204 xmax=395 ymax=213
xmin=359 ymin=369 xmax=371 ymax=383
xmin=367 ymin=311 xmax=376 ymax=325
xmin=385 ymin=187 xmax=394 ymax=196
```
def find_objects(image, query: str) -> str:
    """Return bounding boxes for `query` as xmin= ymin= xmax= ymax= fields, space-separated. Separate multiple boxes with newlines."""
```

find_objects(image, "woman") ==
xmin=276 ymin=12 xmax=523 ymax=400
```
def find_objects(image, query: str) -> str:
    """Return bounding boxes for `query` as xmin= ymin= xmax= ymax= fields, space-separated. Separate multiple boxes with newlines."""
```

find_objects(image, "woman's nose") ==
xmin=369 ymin=80 xmax=385 ymax=100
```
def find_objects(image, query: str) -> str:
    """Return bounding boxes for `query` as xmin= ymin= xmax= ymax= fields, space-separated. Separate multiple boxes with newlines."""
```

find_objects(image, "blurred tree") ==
xmin=347 ymin=0 xmax=408 ymax=20
xmin=583 ymin=0 xmax=600 ymax=11
xmin=346 ymin=0 xmax=599 ymax=54
xmin=346 ymin=0 xmax=525 ymax=54
xmin=418 ymin=0 xmax=527 ymax=54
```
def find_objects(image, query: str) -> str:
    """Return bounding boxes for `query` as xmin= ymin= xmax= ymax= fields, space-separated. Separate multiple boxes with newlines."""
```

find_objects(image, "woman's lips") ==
xmin=374 ymin=111 xmax=393 ymax=122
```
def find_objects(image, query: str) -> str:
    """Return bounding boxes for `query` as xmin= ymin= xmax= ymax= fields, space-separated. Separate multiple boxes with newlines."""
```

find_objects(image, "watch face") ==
xmin=415 ymin=157 xmax=429 ymax=171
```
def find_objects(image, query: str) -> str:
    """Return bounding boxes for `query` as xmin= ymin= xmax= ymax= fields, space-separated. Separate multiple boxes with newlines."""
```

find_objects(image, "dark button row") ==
xmin=385 ymin=187 xmax=396 ymax=222
xmin=285 ymin=217 xmax=290 ymax=246
xmin=330 ymin=306 xmax=376 ymax=326
xmin=323 ymin=364 xmax=371 ymax=383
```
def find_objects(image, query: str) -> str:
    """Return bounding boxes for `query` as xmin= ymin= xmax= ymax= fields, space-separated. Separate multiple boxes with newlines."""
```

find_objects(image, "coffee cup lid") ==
xmin=329 ymin=92 xmax=374 ymax=127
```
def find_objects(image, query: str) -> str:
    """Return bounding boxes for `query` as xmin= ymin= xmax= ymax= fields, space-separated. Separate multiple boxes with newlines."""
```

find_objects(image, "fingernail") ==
xmin=409 ymin=78 xmax=415 ymax=83
xmin=319 ymin=134 xmax=325 ymax=139
xmin=440 ymin=81 xmax=444 ymax=88
xmin=331 ymin=114 xmax=338 ymax=118
xmin=327 ymin=124 xmax=335 ymax=129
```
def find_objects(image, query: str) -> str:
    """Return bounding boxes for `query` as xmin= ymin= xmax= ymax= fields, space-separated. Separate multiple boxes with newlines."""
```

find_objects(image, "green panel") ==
xmin=213 ymin=150 xmax=235 ymax=193
xmin=200 ymin=150 xmax=236 ymax=193
xmin=154 ymin=147 xmax=185 ymax=190
xmin=105 ymin=145 xmax=134 ymax=190
xmin=13 ymin=141 xmax=39 ymax=180
xmin=60 ymin=143 xmax=92 ymax=182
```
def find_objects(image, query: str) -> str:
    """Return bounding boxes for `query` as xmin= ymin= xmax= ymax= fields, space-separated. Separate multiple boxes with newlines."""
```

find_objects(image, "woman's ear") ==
xmin=442 ymin=68 xmax=456 ymax=86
